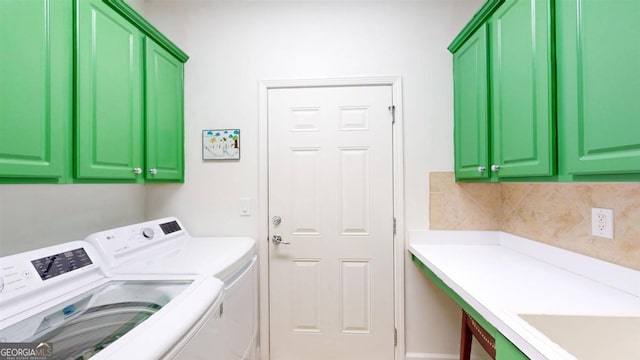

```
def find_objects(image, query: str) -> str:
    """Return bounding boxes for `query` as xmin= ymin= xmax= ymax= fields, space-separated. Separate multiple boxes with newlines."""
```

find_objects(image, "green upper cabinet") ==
xmin=451 ymin=0 xmax=555 ymax=181
xmin=75 ymin=0 xmax=144 ymax=181
xmin=0 ymin=0 xmax=187 ymax=184
xmin=145 ymin=39 xmax=185 ymax=182
xmin=453 ymin=24 xmax=490 ymax=180
xmin=453 ymin=0 xmax=640 ymax=181
xmin=489 ymin=0 xmax=555 ymax=178
xmin=0 ymin=0 xmax=71 ymax=181
xmin=557 ymin=0 xmax=640 ymax=176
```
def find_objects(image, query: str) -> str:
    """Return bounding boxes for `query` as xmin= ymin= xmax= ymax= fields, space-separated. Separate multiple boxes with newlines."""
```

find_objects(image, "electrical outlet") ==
xmin=591 ymin=208 xmax=614 ymax=239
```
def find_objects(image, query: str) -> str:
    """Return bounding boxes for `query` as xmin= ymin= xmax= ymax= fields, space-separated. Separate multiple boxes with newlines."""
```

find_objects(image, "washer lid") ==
xmin=1 ymin=280 xmax=190 ymax=357
xmin=0 ymin=275 xmax=223 ymax=360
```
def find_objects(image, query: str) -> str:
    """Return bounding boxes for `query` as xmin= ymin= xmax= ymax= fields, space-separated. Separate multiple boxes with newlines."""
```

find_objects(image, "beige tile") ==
xmin=512 ymin=184 xmax=583 ymax=242
xmin=460 ymin=208 xmax=500 ymax=230
xmin=429 ymin=171 xmax=640 ymax=270
xmin=461 ymin=182 xmax=500 ymax=213
xmin=429 ymin=172 xmax=500 ymax=231
xmin=501 ymin=183 xmax=533 ymax=219
xmin=441 ymin=186 xmax=469 ymax=229
xmin=556 ymin=183 xmax=594 ymax=221
xmin=430 ymin=172 xmax=452 ymax=194
xmin=430 ymin=193 xmax=444 ymax=230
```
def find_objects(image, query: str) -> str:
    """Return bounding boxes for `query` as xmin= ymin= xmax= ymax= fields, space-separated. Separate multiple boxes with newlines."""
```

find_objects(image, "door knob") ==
xmin=272 ymin=234 xmax=290 ymax=245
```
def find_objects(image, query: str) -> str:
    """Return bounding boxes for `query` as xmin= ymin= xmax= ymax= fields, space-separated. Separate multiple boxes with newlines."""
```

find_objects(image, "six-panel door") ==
xmin=490 ymin=0 xmax=555 ymax=178
xmin=557 ymin=0 xmax=640 ymax=175
xmin=268 ymin=86 xmax=396 ymax=360
xmin=453 ymin=24 xmax=490 ymax=180
xmin=0 ymin=0 xmax=71 ymax=180
xmin=75 ymin=0 xmax=144 ymax=180
xmin=145 ymin=39 xmax=185 ymax=182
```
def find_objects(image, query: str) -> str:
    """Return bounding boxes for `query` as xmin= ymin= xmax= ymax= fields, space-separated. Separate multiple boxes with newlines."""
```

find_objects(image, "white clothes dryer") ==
xmin=85 ymin=218 xmax=258 ymax=360
xmin=0 ymin=241 xmax=224 ymax=360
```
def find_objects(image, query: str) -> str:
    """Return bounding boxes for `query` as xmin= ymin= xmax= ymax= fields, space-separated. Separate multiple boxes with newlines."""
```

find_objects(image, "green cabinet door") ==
xmin=453 ymin=24 xmax=490 ymax=180
xmin=0 ymin=0 xmax=71 ymax=181
xmin=75 ymin=0 xmax=143 ymax=180
xmin=557 ymin=0 xmax=640 ymax=175
xmin=490 ymin=0 xmax=555 ymax=178
xmin=145 ymin=39 xmax=184 ymax=182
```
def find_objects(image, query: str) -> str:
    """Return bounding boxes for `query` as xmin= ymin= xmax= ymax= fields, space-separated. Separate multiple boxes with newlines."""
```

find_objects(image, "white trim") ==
xmin=258 ymin=76 xmax=405 ymax=360
xmin=391 ymin=77 xmax=406 ymax=360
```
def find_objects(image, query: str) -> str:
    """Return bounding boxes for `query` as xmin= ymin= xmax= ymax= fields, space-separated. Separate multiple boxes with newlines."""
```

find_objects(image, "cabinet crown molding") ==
xmin=448 ymin=0 xmax=504 ymax=53
xmin=102 ymin=0 xmax=189 ymax=62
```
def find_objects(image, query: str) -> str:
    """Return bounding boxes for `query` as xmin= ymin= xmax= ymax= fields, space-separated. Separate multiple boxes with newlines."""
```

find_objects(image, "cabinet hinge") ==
xmin=388 ymin=105 xmax=396 ymax=124
xmin=394 ymin=328 xmax=398 ymax=346
xmin=393 ymin=217 xmax=396 ymax=235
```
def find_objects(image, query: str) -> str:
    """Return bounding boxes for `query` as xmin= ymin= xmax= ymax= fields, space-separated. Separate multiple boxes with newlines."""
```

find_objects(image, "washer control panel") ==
xmin=142 ymin=228 xmax=155 ymax=240
xmin=159 ymin=220 xmax=181 ymax=235
xmin=0 ymin=241 xmax=100 ymax=301
xmin=0 ymin=260 xmax=36 ymax=296
xmin=84 ymin=217 xmax=185 ymax=266
xmin=30 ymin=248 xmax=93 ymax=281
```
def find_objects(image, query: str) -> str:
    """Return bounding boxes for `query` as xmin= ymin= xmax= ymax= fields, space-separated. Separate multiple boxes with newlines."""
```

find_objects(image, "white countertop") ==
xmin=408 ymin=230 xmax=640 ymax=360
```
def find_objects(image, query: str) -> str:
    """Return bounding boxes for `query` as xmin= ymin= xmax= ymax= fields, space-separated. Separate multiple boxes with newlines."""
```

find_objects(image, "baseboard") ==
xmin=406 ymin=352 xmax=488 ymax=360
xmin=405 ymin=354 xmax=456 ymax=360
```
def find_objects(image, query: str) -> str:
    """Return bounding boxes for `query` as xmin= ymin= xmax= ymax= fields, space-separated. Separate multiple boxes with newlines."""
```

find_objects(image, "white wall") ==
xmin=126 ymin=0 xmax=146 ymax=12
xmin=0 ymin=185 xmax=146 ymax=255
xmin=141 ymin=0 xmax=483 ymax=357
xmin=143 ymin=0 xmax=480 ymax=235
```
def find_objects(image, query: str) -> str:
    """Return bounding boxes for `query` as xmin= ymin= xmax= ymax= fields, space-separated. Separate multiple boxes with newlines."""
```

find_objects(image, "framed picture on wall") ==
xmin=202 ymin=129 xmax=240 ymax=160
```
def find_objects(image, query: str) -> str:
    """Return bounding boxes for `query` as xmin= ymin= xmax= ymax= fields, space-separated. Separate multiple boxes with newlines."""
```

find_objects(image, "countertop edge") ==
xmin=409 ymin=243 xmax=576 ymax=360
xmin=408 ymin=231 xmax=640 ymax=360
xmin=409 ymin=230 xmax=640 ymax=297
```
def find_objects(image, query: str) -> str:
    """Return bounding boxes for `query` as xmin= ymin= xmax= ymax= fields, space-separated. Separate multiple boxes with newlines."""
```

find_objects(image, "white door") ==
xmin=268 ymin=85 xmax=395 ymax=360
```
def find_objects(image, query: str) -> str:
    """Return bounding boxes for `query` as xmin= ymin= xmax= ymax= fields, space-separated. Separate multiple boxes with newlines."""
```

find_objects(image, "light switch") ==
xmin=240 ymin=198 xmax=251 ymax=216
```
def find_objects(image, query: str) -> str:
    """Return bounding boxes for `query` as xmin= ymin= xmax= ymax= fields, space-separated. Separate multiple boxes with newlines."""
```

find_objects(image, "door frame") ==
xmin=258 ymin=76 xmax=405 ymax=360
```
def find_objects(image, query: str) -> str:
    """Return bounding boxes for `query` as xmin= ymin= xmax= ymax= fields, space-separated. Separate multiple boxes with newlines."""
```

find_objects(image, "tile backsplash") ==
xmin=429 ymin=172 xmax=640 ymax=270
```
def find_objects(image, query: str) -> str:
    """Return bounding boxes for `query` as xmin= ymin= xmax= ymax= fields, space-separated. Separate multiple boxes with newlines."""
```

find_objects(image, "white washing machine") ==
xmin=85 ymin=217 xmax=258 ymax=360
xmin=0 ymin=241 xmax=224 ymax=360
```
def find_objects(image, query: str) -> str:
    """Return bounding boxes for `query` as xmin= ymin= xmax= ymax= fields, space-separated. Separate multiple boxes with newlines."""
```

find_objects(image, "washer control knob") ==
xmin=142 ymin=228 xmax=155 ymax=240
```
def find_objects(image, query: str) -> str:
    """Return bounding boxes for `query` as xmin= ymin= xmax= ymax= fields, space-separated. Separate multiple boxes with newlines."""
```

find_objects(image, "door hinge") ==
xmin=393 ymin=217 xmax=396 ymax=235
xmin=394 ymin=328 xmax=398 ymax=346
xmin=388 ymin=105 xmax=396 ymax=124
